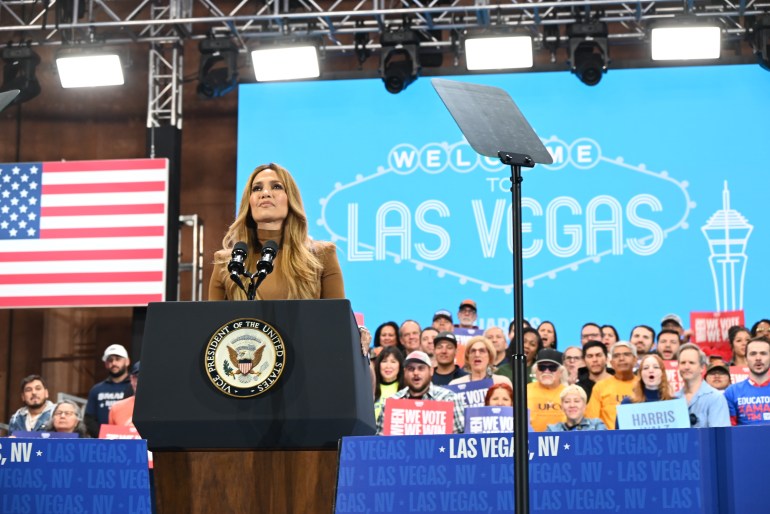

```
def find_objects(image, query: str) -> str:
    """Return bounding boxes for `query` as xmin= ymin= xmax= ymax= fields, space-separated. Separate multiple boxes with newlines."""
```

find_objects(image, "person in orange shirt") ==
xmin=527 ymin=349 xmax=566 ymax=431
xmin=585 ymin=341 xmax=639 ymax=429
xmin=109 ymin=362 xmax=140 ymax=428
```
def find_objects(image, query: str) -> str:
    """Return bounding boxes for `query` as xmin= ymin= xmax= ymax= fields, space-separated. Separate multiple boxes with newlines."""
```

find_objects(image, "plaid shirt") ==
xmin=375 ymin=384 xmax=466 ymax=434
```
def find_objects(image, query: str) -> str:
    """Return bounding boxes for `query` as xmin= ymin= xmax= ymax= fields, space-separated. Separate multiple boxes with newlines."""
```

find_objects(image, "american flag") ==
xmin=0 ymin=159 xmax=169 ymax=308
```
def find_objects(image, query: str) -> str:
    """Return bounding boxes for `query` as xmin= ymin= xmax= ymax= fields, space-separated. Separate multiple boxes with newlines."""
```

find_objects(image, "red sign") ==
xmin=730 ymin=366 xmax=750 ymax=385
xmin=664 ymin=360 xmax=684 ymax=393
xmin=382 ymin=398 xmax=454 ymax=436
xmin=690 ymin=310 xmax=744 ymax=361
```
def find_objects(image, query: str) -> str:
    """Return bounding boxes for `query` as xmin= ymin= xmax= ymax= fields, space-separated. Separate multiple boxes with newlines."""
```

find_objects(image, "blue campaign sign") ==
xmin=0 ymin=438 xmax=151 ymax=514
xmin=464 ymin=406 xmax=514 ymax=434
xmin=617 ymin=398 xmax=690 ymax=430
xmin=335 ymin=429 xmax=719 ymax=514
xmin=445 ymin=378 xmax=494 ymax=408
xmin=237 ymin=66 xmax=770 ymax=345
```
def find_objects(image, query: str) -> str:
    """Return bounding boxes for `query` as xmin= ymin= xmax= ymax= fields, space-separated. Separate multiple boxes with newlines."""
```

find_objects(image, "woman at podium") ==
xmin=209 ymin=163 xmax=345 ymax=300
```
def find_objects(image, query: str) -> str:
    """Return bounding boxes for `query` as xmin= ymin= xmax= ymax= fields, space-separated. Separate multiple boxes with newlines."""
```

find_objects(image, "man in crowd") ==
xmin=527 ymin=349 xmax=566 ymax=431
xmin=484 ymin=326 xmax=509 ymax=368
xmin=420 ymin=327 xmax=439 ymax=367
xmin=725 ymin=337 xmax=770 ymax=425
xmin=399 ymin=320 xmax=422 ymax=353
xmin=586 ymin=341 xmax=639 ymax=430
xmin=580 ymin=323 xmax=602 ymax=346
xmin=432 ymin=331 xmax=468 ymax=385
xmin=630 ymin=325 xmax=656 ymax=360
xmin=376 ymin=350 xmax=465 ymax=434
xmin=675 ymin=343 xmax=730 ymax=427
xmin=7 ymin=375 xmax=55 ymax=435
xmin=563 ymin=346 xmax=584 ymax=384
xmin=661 ymin=313 xmax=685 ymax=337
xmin=108 ymin=362 xmax=141 ymax=428
xmin=576 ymin=341 xmax=614 ymax=401
xmin=431 ymin=309 xmax=454 ymax=333
xmin=455 ymin=299 xmax=479 ymax=330
xmin=85 ymin=344 xmax=133 ymax=437
xmin=657 ymin=329 xmax=682 ymax=361
xmin=705 ymin=362 xmax=731 ymax=392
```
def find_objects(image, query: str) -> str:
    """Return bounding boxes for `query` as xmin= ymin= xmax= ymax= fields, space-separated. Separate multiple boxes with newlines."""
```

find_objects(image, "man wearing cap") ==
xmin=455 ymin=299 xmax=479 ymax=330
xmin=675 ymin=343 xmax=730 ymax=428
xmin=432 ymin=331 xmax=469 ymax=386
xmin=704 ymin=363 xmax=731 ymax=392
xmin=84 ymin=344 xmax=133 ymax=437
xmin=585 ymin=341 xmax=639 ymax=430
xmin=7 ymin=375 xmax=56 ymax=435
xmin=432 ymin=309 xmax=454 ymax=333
xmin=375 ymin=351 xmax=465 ymax=434
xmin=527 ymin=349 xmax=566 ymax=432
xmin=399 ymin=320 xmax=422 ymax=353
xmin=108 ymin=362 xmax=141 ymax=428
xmin=724 ymin=337 xmax=770 ymax=425
xmin=661 ymin=313 xmax=685 ymax=337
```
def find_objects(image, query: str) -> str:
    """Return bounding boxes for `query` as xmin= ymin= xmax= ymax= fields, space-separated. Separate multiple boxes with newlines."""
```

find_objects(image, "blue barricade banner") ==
xmin=445 ymin=379 xmax=494 ymax=408
xmin=238 ymin=66 xmax=770 ymax=343
xmin=617 ymin=399 xmax=690 ymax=430
xmin=0 ymin=438 xmax=151 ymax=514
xmin=335 ymin=430 xmax=719 ymax=513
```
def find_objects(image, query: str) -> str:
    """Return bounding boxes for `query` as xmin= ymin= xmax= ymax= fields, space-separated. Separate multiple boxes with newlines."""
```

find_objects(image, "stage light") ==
xmin=464 ymin=33 xmax=533 ymax=71
xmin=379 ymin=28 xmax=421 ymax=94
xmin=1 ymin=47 xmax=41 ymax=104
xmin=752 ymin=16 xmax=770 ymax=71
xmin=198 ymin=38 xmax=238 ymax=97
xmin=650 ymin=21 xmax=721 ymax=61
xmin=56 ymin=49 xmax=124 ymax=88
xmin=251 ymin=44 xmax=319 ymax=82
xmin=568 ymin=21 xmax=609 ymax=86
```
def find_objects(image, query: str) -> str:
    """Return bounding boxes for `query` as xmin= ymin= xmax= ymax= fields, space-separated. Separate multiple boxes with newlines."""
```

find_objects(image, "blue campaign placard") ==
xmin=0 ymin=438 xmax=151 ymax=514
xmin=237 ymin=65 xmax=770 ymax=345
xmin=464 ymin=406 xmax=514 ymax=434
xmin=335 ymin=429 xmax=719 ymax=514
xmin=617 ymin=399 xmax=690 ymax=430
xmin=445 ymin=378 xmax=494 ymax=408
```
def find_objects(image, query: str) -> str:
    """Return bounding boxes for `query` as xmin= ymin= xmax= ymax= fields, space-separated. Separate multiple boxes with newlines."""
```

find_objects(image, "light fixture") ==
xmin=198 ymin=37 xmax=239 ymax=97
xmin=753 ymin=16 xmax=770 ymax=71
xmin=464 ymin=31 xmax=533 ymax=71
xmin=568 ymin=21 xmax=609 ymax=86
xmin=1 ymin=46 xmax=41 ymax=104
xmin=379 ymin=27 xmax=421 ymax=94
xmin=251 ymin=44 xmax=320 ymax=82
xmin=650 ymin=19 xmax=721 ymax=61
xmin=56 ymin=48 xmax=124 ymax=88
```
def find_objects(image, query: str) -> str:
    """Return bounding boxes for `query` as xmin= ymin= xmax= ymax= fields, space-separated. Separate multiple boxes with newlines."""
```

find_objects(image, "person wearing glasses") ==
xmin=42 ymin=400 xmax=89 ymax=437
xmin=750 ymin=319 xmax=770 ymax=338
xmin=527 ymin=349 xmax=566 ymax=431
xmin=674 ymin=343 xmax=730 ymax=428
xmin=449 ymin=336 xmax=512 ymax=387
xmin=585 ymin=341 xmax=639 ymax=430
xmin=580 ymin=323 xmax=602 ymax=346
xmin=562 ymin=346 xmax=584 ymax=385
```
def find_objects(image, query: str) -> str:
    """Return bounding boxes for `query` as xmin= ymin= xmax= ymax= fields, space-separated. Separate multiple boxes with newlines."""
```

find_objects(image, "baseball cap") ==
xmin=404 ymin=351 xmax=432 ymax=368
xmin=706 ymin=363 xmax=729 ymax=376
xmin=102 ymin=344 xmax=129 ymax=361
xmin=459 ymin=299 xmax=477 ymax=311
xmin=661 ymin=314 xmax=683 ymax=327
xmin=130 ymin=361 xmax=141 ymax=375
xmin=433 ymin=309 xmax=453 ymax=322
xmin=433 ymin=331 xmax=458 ymax=346
xmin=535 ymin=348 xmax=563 ymax=366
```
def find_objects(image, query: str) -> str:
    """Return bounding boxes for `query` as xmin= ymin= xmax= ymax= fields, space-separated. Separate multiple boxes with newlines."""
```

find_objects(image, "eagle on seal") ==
xmin=227 ymin=344 xmax=266 ymax=376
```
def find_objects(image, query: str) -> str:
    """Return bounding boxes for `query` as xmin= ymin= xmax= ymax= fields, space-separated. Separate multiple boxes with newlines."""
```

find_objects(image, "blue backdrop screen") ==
xmin=237 ymin=65 xmax=770 ymax=346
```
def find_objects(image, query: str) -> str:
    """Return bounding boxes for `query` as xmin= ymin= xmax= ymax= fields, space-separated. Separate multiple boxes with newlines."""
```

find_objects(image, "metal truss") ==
xmin=0 ymin=0 xmax=767 ymax=51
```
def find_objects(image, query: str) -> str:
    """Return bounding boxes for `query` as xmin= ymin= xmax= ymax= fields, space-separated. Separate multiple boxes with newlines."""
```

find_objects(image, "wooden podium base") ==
xmin=153 ymin=449 xmax=339 ymax=513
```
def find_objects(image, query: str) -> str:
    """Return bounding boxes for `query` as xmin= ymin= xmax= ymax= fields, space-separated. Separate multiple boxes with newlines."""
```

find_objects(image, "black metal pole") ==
xmin=503 ymin=156 xmax=530 ymax=514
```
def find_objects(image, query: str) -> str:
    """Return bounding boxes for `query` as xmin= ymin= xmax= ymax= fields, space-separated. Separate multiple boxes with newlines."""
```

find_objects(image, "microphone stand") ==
xmin=246 ymin=271 xmax=268 ymax=301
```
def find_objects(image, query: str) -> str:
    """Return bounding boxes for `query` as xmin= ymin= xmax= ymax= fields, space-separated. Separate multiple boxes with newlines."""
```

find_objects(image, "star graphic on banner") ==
xmin=21 ymin=174 xmax=28 ymax=182
xmin=30 ymin=166 xmax=38 ymax=174
xmin=439 ymin=446 xmax=446 ymax=453
xmin=9 ymin=228 xmax=17 ymax=237
xmin=27 ymin=228 xmax=35 ymax=236
xmin=19 ymin=205 xmax=27 ymax=213
xmin=28 ymin=212 xmax=36 ymax=220
xmin=11 ymin=182 xmax=19 ymax=190
xmin=10 ymin=198 xmax=18 ymax=206
xmin=1 ymin=190 xmax=9 ymax=197
xmin=29 ymin=197 xmax=37 ymax=205
xmin=10 ymin=213 xmax=18 ymax=221
xmin=1 ymin=206 xmax=8 ymax=214
xmin=36 ymin=450 xmax=43 ymax=457
xmin=28 ymin=181 xmax=38 ymax=190
xmin=2 ymin=175 xmax=10 ymax=183
xmin=11 ymin=166 xmax=20 ymax=174
xmin=20 ymin=190 xmax=28 ymax=198
xmin=563 ymin=443 xmax=571 ymax=450
xmin=0 ymin=221 xmax=8 ymax=229
xmin=19 ymin=221 xmax=27 ymax=229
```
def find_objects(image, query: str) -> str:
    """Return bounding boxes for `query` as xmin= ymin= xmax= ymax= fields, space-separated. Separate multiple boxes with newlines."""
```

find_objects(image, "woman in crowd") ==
xmin=373 ymin=347 xmax=405 ymax=420
xmin=209 ymin=162 xmax=345 ymax=301
xmin=537 ymin=321 xmax=558 ymax=349
xmin=728 ymin=326 xmax=751 ymax=366
xmin=485 ymin=383 xmax=514 ymax=407
xmin=449 ymin=336 xmax=512 ymax=387
xmin=601 ymin=325 xmax=620 ymax=350
xmin=629 ymin=354 xmax=674 ymax=403
xmin=370 ymin=321 xmax=401 ymax=358
xmin=43 ymin=400 xmax=89 ymax=437
xmin=547 ymin=384 xmax=606 ymax=431
xmin=750 ymin=319 xmax=770 ymax=339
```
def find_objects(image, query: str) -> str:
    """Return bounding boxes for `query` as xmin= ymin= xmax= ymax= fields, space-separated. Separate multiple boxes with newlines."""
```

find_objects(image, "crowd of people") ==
xmin=371 ymin=300 xmax=770 ymax=434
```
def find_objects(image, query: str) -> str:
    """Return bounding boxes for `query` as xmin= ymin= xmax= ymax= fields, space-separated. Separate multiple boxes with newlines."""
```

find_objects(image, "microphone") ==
xmin=256 ymin=240 xmax=279 ymax=278
xmin=228 ymin=242 xmax=248 ymax=291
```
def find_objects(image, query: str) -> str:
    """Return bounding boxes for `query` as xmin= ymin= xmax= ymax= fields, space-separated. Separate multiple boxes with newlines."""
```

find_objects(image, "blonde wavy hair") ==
xmin=217 ymin=163 xmax=322 ymax=299
xmin=463 ymin=336 xmax=498 ymax=374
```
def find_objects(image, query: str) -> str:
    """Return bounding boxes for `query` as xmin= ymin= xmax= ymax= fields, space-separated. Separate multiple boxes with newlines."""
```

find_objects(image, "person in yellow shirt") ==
xmin=585 ymin=341 xmax=639 ymax=429
xmin=527 ymin=349 xmax=566 ymax=431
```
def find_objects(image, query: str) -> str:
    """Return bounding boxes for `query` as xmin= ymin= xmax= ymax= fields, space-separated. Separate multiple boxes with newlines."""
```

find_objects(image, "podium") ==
xmin=134 ymin=299 xmax=375 ymax=513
